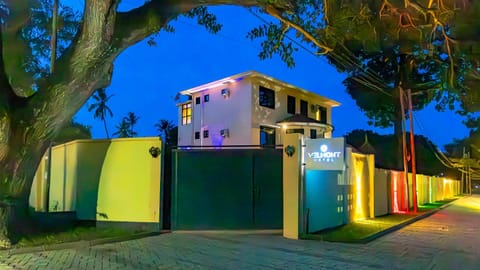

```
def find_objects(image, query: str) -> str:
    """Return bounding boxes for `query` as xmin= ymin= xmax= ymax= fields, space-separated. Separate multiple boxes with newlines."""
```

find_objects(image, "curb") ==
xmin=302 ymin=198 xmax=459 ymax=244
xmin=353 ymin=198 xmax=458 ymax=244
xmin=0 ymin=231 xmax=169 ymax=256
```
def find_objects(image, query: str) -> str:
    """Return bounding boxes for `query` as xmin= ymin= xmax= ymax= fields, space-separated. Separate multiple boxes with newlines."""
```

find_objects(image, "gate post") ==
xmin=283 ymin=133 xmax=303 ymax=239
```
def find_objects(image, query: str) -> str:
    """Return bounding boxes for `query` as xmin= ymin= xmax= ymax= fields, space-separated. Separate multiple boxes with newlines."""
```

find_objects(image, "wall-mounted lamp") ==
xmin=220 ymin=129 xmax=229 ymax=137
xmin=284 ymin=145 xmax=295 ymax=157
xmin=149 ymin=146 xmax=161 ymax=158
xmin=221 ymin=88 xmax=230 ymax=98
xmin=311 ymin=104 xmax=320 ymax=113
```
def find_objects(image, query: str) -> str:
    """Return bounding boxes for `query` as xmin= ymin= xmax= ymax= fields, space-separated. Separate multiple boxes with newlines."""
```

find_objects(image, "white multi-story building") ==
xmin=177 ymin=71 xmax=340 ymax=147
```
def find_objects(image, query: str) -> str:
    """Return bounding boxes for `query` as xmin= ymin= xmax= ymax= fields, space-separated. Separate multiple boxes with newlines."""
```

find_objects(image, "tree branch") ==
xmin=2 ymin=0 xmax=34 ymax=96
xmin=0 ymin=26 xmax=15 ymax=105
xmin=113 ymin=0 xmax=297 ymax=52
xmin=29 ymin=0 xmax=121 ymax=139
xmin=265 ymin=6 xmax=332 ymax=54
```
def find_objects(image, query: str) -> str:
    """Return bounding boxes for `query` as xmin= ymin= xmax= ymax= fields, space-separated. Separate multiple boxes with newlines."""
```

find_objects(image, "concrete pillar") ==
xmin=367 ymin=154 xmax=375 ymax=218
xmin=282 ymin=133 xmax=303 ymax=239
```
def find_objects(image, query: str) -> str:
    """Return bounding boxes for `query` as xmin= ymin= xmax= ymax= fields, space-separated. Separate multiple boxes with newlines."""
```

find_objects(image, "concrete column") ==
xmin=368 ymin=154 xmax=375 ymax=218
xmin=283 ymin=133 xmax=303 ymax=239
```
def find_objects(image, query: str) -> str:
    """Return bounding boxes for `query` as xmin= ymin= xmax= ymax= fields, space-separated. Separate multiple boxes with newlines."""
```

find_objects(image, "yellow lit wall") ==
xmin=96 ymin=138 xmax=161 ymax=223
xmin=30 ymin=154 xmax=49 ymax=211
xmin=412 ymin=174 xmax=460 ymax=206
xmin=30 ymin=142 xmax=79 ymax=212
xmin=282 ymin=133 xmax=302 ymax=239
xmin=347 ymin=151 xmax=374 ymax=221
xmin=30 ymin=137 xmax=162 ymax=224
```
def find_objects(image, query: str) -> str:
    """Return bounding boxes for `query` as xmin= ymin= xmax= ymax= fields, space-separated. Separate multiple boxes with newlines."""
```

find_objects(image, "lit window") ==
xmin=203 ymin=130 xmax=209 ymax=138
xmin=286 ymin=128 xmax=304 ymax=134
xmin=204 ymin=94 xmax=210 ymax=102
xmin=259 ymin=86 xmax=275 ymax=109
xmin=319 ymin=106 xmax=327 ymax=124
xmin=181 ymin=103 xmax=192 ymax=125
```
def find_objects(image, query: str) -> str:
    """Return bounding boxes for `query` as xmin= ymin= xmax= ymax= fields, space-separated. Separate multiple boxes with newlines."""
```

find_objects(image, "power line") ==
xmin=246 ymin=9 xmax=393 ymax=98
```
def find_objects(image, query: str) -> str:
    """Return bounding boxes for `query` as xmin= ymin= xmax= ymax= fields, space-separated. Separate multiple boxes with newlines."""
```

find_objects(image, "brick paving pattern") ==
xmin=1 ymin=195 xmax=480 ymax=269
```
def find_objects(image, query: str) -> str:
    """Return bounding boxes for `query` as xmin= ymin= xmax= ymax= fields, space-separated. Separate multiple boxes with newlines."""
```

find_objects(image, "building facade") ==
xmin=177 ymin=71 xmax=340 ymax=147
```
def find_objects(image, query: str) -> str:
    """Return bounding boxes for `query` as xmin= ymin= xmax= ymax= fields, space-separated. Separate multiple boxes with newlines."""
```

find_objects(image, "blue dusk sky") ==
xmin=67 ymin=1 xmax=470 ymax=149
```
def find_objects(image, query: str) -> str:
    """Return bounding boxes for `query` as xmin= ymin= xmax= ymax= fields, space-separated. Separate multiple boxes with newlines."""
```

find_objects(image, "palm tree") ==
xmin=154 ymin=119 xmax=175 ymax=144
xmin=125 ymin=112 xmax=139 ymax=136
xmin=113 ymin=119 xmax=130 ymax=138
xmin=87 ymin=88 xmax=113 ymax=138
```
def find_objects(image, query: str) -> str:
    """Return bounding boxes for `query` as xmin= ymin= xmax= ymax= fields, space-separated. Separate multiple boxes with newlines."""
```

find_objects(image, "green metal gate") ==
xmin=171 ymin=148 xmax=282 ymax=230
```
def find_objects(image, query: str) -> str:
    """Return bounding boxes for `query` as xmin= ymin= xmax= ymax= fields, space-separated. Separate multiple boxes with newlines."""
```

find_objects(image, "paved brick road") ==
xmin=1 ymin=195 xmax=480 ymax=269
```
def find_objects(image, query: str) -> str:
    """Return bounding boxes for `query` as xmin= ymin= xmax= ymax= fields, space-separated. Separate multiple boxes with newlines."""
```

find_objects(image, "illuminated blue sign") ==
xmin=305 ymin=138 xmax=345 ymax=170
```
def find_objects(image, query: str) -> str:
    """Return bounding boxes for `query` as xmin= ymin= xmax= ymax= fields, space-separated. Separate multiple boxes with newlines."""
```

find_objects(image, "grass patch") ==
xmin=303 ymin=197 xmax=458 ymax=243
xmin=418 ymin=197 xmax=458 ymax=210
xmin=14 ymin=226 xmax=143 ymax=249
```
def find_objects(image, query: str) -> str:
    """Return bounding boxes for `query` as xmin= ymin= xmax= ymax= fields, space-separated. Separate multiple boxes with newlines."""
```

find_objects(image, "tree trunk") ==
xmin=0 ymin=193 xmax=32 ymax=249
xmin=0 ymin=205 xmax=11 ymax=249
xmin=104 ymin=119 xmax=110 ymax=139
xmin=0 ymin=0 xmax=299 ymax=248
xmin=0 ymin=135 xmax=48 ymax=248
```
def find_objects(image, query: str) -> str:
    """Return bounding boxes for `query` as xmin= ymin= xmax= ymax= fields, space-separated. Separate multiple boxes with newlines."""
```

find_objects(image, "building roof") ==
xmin=358 ymin=134 xmax=376 ymax=155
xmin=276 ymin=114 xmax=334 ymax=131
xmin=179 ymin=70 xmax=341 ymax=107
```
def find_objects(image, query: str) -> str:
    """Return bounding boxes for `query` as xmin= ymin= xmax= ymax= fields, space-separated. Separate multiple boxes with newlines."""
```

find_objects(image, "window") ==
xmin=286 ymin=128 xmax=304 ymax=134
xmin=195 ymin=132 xmax=200 ymax=140
xmin=204 ymin=94 xmax=210 ymax=102
xmin=300 ymin=100 xmax=308 ymax=116
xmin=195 ymin=97 xmax=201 ymax=105
xmin=287 ymin=95 xmax=296 ymax=114
xmin=203 ymin=130 xmax=209 ymax=138
xmin=181 ymin=103 xmax=192 ymax=125
xmin=260 ymin=126 xmax=275 ymax=146
xmin=259 ymin=86 xmax=275 ymax=109
xmin=319 ymin=106 xmax=327 ymax=124
xmin=310 ymin=129 xmax=317 ymax=139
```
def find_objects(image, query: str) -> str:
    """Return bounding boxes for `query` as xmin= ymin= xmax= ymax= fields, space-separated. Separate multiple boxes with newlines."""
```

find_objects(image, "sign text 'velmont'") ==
xmin=305 ymin=138 xmax=345 ymax=171
xmin=307 ymin=144 xmax=342 ymax=161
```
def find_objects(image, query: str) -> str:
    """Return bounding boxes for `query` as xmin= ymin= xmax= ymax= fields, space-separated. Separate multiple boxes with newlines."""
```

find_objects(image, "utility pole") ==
xmin=407 ymin=89 xmax=417 ymax=212
xmin=462 ymin=147 xmax=465 ymax=194
xmin=399 ymin=86 xmax=409 ymax=211
xmin=50 ymin=0 xmax=59 ymax=74
xmin=467 ymin=151 xmax=472 ymax=195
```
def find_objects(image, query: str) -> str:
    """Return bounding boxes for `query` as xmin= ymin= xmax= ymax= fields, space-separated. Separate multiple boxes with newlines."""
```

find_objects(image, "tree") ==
xmin=113 ymin=112 xmax=139 ymax=138
xmin=113 ymin=119 xmax=131 ymax=138
xmin=251 ymin=1 xmax=480 ymax=110
xmin=345 ymin=129 xmax=460 ymax=178
xmin=53 ymin=120 xmax=92 ymax=144
xmin=87 ymin=88 xmax=113 ymax=138
xmin=0 ymin=0 xmax=308 ymax=247
xmin=338 ymin=49 xmax=444 ymax=169
xmin=155 ymin=119 xmax=176 ymax=146
xmin=1 ymin=0 xmax=479 ymax=247
xmin=125 ymin=112 xmax=139 ymax=137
